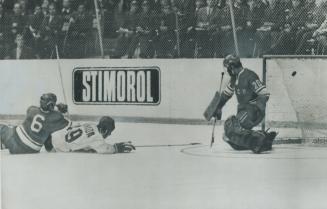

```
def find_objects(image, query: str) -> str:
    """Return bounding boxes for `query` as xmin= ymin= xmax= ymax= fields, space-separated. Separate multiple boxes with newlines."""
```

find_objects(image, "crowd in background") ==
xmin=1 ymin=0 xmax=327 ymax=59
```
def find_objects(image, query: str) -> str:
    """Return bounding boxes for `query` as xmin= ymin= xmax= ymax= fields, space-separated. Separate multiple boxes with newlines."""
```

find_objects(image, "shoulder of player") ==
xmin=26 ymin=106 xmax=43 ymax=115
xmin=27 ymin=105 xmax=39 ymax=112
xmin=48 ymin=110 xmax=65 ymax=120
xmin=242 ymin=68 xmax=259 ymax=80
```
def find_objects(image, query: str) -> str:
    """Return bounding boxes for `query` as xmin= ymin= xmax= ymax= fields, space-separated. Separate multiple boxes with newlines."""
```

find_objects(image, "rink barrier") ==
xmin=0 ymin=114 xmax=325 ymax=128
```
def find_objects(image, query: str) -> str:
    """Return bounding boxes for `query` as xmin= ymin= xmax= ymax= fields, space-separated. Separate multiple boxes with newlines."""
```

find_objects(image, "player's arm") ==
xmin=44 ymin=135 xmax=54 ymax=152
xmin=56 ymin=103 xmax=68 ymax=114
xmin=249 ymin=73 xmax=270 ymax=115
xmin=90 ymin=140 xmax=135 ymax=154
xmin=214 ymin=79 xmax=235 ymax=119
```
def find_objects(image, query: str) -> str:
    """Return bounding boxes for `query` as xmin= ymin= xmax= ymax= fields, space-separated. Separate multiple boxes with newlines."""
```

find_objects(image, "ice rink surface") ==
xmin=2 ymin=122 xmax=327 ymax=209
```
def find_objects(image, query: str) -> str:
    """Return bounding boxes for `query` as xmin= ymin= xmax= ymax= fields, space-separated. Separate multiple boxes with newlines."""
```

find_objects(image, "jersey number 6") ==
xmin=31 ymin=114 xmax=45 ymax=133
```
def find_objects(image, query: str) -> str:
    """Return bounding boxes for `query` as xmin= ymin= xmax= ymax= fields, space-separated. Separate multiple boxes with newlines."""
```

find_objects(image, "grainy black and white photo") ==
xmin=1 ymin=0 xmax=327 ymax=209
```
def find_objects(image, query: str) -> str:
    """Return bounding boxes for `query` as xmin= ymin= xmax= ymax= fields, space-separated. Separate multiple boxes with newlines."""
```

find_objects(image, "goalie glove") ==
xmin=114 ymin=142 xmax=136 ymax=153
xmin=56 ymin=103 xmax=68 ymax=114
xmin=214 ymin=108 xmax=222 ymax=120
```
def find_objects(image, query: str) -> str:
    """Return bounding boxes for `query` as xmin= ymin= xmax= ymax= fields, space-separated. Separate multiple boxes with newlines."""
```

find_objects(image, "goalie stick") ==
xmin=208 ymin=72 xmax=225 ymax=148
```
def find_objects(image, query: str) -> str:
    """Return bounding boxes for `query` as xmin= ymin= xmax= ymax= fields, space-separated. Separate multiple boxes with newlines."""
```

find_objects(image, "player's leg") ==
xmin=223 ymin=104 xmax=276 ymax=153
xmin=0 ymin=125 xmax=38 ymax=154
xmin=238 ymin=105 xmax=277 ymax=152
xmin=224 ymin=115 xmax=268 ymax=153
xmin=223 ymin=115 xmax=254 ymax=150
xmin=0 ymin=124 xmax=13 ymax=150
xmin=0 ymin=124 xmax=9 ymax=149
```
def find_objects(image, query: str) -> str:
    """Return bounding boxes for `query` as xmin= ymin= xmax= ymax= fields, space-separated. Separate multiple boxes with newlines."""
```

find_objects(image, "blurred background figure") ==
xmin=39 ymin=3 xmax=62 ymax=58
xmin=65 ymin=3 xmax=93 ymax=58
xmin=195 ymin=0 xmax=221 ymax=58
xmin=136 ymin=0 xmax=156 ymax=58
xmin=5 ymin=34 xmax=36 ymax=59
xmin=155 ymin=2 xmax=176 ymax=58
xmin=112 ymin=0 xmax=139 ymax=58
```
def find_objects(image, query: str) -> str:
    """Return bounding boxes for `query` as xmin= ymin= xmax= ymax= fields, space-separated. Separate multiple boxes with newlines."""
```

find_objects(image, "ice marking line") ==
xmin=180 ymin=145 xmax=327 ymax=160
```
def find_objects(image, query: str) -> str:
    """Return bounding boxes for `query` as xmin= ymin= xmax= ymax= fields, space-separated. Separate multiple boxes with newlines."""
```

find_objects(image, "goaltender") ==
xmin=215 ymin=54 xmax=277 ymax=153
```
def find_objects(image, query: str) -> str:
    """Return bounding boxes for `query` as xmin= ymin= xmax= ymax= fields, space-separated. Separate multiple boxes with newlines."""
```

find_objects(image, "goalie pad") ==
xmin=203 ymin=92 xmax=221 ymax=121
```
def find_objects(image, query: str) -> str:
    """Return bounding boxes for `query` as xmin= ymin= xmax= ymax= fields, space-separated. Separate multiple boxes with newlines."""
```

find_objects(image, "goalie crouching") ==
xmin=215 ymin=55 xmax=277 ymax=154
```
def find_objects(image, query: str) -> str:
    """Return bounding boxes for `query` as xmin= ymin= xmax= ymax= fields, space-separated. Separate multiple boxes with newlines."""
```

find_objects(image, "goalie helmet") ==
xmin=40 ymin=93 xmax=57 ymax=112
xmin=97 ymin=116 xmax=115 ymax=138
xmin=223 ymin=54 xmax=242 ymax=76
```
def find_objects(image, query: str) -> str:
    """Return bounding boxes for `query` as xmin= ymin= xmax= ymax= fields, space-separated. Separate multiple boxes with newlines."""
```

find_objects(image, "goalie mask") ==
xmin=40 ymin=93 xmax=57 ymax=112
xmin=223 ymin=54 xmax=242 ymax=76
xmin=98 ymin=116 xmax=115 ymax=138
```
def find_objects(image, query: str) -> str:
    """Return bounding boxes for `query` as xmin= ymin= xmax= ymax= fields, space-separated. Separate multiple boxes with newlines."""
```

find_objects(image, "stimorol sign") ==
xmin=73 ymin=67 xmax=160 ymax=105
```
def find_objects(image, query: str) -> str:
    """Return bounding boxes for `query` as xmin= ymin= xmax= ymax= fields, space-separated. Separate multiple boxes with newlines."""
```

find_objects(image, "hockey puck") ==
xmin=291 ymin=71 xmax=297 ymax=76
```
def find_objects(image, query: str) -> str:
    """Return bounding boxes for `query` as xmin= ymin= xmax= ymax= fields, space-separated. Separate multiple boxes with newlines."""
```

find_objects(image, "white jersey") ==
xmin=51 ymin=123 xmax=116 ymax=154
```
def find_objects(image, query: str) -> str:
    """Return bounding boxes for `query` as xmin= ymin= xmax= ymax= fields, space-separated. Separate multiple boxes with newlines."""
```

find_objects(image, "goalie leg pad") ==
xmin=236 ymin=105 xmax=264 ymax=130
xmin=224 ymin=116 xmax=252 ymax=149
xmin=223 ymin=116 xmax=270 ymax=153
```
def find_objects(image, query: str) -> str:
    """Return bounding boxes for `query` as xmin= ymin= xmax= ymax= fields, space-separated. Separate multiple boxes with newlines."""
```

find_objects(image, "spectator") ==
xmin=67 ymin=4 xmax=93 ymax=58
xmin=136 ymin=0 xmax=156 ymax=58
xmin=25 ymin=5 xmax=45 ymax=57
xmin=39 ymin=3 xmax=62 ymax=58
xmin=195 ymin=0 xmax=205 ymax=12
xmin=295 ymin=0 xmax=327 ymax=54
xmin=264 ymin=0 xmax=307 ymax=54
xmin=112 ymin=0 xmax=140 ymax=58
xmin=60 ymin=0 xmax=74 ymax=57
xmin=195 ymin=0 xmax=221 ymax=57
xmin=254 ymin=0 xmax=287 ymax=56
xmin=218 ymin=0 xmax=236 ymax=55
xmin=18 ymin=0 xmax=28 ymax=16
xmin=7 ymin=3 xmax=27 ymax=52
xmin=172 ymin=0 xmax=196 ymax=57
xmin=246 ymin=0 xmax=268 ymax=57
xmin=0 ymin=3 xmax=9 ymax=59
xmin=5 ymin=34 xmax=36 ymax=59
xmin=312 ymin=14 xmax=327 ymax=54
xmin=155 ymin=2 xmax=176 ymax=58
xmin=234 ymin=0 xmax=252 ymax=57
xmin=2 ymin=0 xmax=15 ymax=12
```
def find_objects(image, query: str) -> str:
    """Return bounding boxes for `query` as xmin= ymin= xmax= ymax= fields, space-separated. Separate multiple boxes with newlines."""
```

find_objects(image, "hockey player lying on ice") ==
xmin=216 ymin=54 xmax=277 ymax=154
xmin=0 ymin=93 xmax=70 ymax=154
xmin=44 ymin=116 xmax=135 ymax=154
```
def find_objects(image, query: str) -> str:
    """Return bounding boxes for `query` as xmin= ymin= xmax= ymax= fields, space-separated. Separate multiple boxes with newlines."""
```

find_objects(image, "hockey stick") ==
xmin=210 ymin=118 xmax=217 ymax=148
xmin=55 ymin=45 xmax=70 ymax=119
xmin=135 ymin=142 xmax=202 ymax=148
xmin=210 ymin=71 xmax=225 ymax=148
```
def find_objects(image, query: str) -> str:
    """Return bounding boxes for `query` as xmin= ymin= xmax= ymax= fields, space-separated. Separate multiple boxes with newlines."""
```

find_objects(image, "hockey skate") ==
xmin=251 ymin=131 xmax=277 ymax=154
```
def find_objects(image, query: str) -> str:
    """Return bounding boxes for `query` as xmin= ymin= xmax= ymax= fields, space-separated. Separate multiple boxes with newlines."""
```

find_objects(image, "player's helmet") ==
xmin=223 ymin=54 xmax=242 ymax=76
xmin=97 ymin=116 xmax=115 ymax=138
xmin=40 ymin=93 xmax=57 ymax=112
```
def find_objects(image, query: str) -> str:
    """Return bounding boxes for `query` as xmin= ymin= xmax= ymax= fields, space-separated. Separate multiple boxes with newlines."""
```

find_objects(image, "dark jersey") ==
xmin=223 ymin=68 xmax=268 ymax=106
xmin=16 ymin=106 xmax=70 ymax=152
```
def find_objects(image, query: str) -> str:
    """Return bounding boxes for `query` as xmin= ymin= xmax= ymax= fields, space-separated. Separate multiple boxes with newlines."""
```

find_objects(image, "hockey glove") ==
xmin=56 ymin=103 xmax=68 ymax=114
xmin=114 ymin=142 xmax=136 ymax=153
xmin=214 ymin=108 xmax=222 ymax=120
